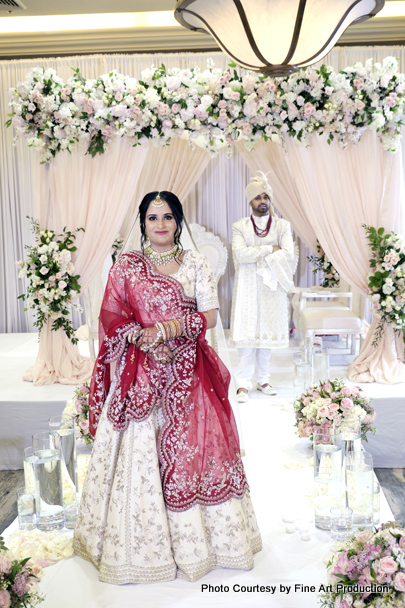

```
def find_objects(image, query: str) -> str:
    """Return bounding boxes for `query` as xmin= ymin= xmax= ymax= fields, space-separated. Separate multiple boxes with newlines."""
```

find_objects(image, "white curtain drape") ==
xmin=2 ymin=46 xmax=405 ymax=334
xmin=23 ymin=138 xmax=148 ymax=385
xmin=283 ymin=131 xmax=405 ymax=384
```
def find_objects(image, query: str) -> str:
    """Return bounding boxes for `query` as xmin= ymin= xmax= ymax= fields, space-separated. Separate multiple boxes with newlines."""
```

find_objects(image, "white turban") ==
xmin=245 ymin=171 xmax=274 ymax=206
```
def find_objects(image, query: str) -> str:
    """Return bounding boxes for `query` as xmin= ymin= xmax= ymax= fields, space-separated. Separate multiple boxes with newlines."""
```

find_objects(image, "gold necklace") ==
xmin=144 ymin=244 xmax=180 ymax=266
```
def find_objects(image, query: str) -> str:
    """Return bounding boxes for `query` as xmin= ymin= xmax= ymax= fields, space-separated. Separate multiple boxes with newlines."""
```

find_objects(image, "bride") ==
xmin=74 ymin=191 xmax=262 ymax=584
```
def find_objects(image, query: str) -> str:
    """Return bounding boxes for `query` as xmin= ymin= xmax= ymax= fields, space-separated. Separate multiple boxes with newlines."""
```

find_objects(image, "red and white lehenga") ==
xmin=73 ymin=249 xmax=262 ymax=584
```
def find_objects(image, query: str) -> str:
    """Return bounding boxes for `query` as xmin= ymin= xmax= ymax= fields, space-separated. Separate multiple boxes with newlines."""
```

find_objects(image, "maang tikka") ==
xmin=152 ymin=192 xmax=165 ymax=208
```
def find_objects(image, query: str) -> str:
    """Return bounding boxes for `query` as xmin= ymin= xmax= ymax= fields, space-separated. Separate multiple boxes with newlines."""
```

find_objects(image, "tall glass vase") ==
xmin=346 ymin=451 xmax=374 ymax=529
xmin=49 ymin=415 xmax=79 ymax=529
xmin=313 ymin=431 xmax=342 ymax=530
xmin=293 ymin=352 xmax=311 ymax=401
xmin=32 ymin=430 xmax=64 ymax=531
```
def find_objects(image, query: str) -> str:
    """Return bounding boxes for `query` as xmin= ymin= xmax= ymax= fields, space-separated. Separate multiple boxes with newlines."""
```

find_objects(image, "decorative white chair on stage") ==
xmin=188 ymin=223 xmax=228 ymax=352
xmin=298 ymin=291 xmax=364 ymax=355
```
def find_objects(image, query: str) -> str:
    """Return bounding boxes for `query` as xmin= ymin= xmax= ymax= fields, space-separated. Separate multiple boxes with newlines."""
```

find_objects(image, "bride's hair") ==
xmin=138 ymin=191 xmax=184 ymax=257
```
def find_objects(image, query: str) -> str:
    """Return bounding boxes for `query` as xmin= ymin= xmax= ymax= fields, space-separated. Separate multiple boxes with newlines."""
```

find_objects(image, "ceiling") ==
xmin=1 ymin=0 xmax=405 ymax=60
xmin=0 ymin=0 xmax=175 ymax=16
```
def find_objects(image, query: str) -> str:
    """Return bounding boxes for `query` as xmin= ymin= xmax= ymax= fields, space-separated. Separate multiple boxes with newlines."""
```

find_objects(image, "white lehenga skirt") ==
xmin=74 ymin=395 xmax=262 ymax=585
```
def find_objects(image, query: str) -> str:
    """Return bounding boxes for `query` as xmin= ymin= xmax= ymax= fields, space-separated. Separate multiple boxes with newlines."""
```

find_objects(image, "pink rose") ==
xmin=79 ymin=419 xmax=89 ymax=434
xmin=318 ymin=406 xmax=329 ymax=417
xmin=329 ymin=403 xmax=339 ymax=413
xmin=379 ymin=556 xmax=398 ymax=573
xmin=393 ymin=571 xmax=405 ymax=592
xmin=102 ymin=126 xmax=112 ymax=137
xmin=355 ymin=100 xmax=365 ymax=111
xmin=356 ymin=529 xmax=374 ymax=544
xmin=230 ymin=90 xmax=240 ymax=101
xmin=353 ymin=78 xmax=364 ymax=90
xmin=115 ymin=91 xmax=123 ymax=102
xmin=304 ymin=102 xmax=316 ymax=117
xmin=0 ymin=590 xmax=11 ymax=608
xmin=303 ymin=397 xmax=311 ymax=406
xmin=162 ymin=119 xmax=173 ymax=129
xmin=341 ymin=387 xmax=351 ymax=396
xmin=0 ymin=553 xmax=12 ymax=575
xmin=171 ymin=103 xmax=181 ymax=114
xmin=341 ymin=398 xmax=353 ymax=410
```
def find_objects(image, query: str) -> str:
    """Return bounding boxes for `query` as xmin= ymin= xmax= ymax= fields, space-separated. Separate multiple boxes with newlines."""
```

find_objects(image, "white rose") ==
xmin=40 ymin=266 xmax=49 ymax=274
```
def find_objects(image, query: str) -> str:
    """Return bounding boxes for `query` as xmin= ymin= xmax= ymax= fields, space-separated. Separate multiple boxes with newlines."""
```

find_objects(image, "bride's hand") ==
xmin=135 ymin=326 xmax=160 ymax=353
xmin=150 ymin=343 xmax=175 ymax=364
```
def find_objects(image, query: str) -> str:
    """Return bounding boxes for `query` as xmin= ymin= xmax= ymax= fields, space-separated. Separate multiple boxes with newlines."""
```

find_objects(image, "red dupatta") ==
xmin=88 ymin=251 xmax=249 ymax=512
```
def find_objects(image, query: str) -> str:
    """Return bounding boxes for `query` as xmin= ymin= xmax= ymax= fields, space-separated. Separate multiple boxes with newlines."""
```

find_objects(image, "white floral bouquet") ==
xmin=308 ymin=240 xmax=340 ymax=288
xmin=364 ymin=225 xmax=405 ymax=349
xmin=294 ymin=378 xmax=376 ymax=443
xmin=6 ymin=56 xmax=405 ymax=162
xmin=0 ymin=535 xmax=44 ymax=607
xmin=320 ymin=521 xmax=405 ymax=608
xmin=62 ymin=383 xmax=92 ymax=446
xmin=16 ymin=219 xmax=83 ymax=343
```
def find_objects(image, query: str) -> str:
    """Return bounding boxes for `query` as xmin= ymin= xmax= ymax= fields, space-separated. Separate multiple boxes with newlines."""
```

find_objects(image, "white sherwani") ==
xmin=230 ymin=215 xmax=294 ymax=349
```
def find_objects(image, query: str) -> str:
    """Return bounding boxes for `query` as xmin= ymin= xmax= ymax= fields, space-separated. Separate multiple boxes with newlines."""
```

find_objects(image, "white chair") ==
xmin=188 ymin=223 xmax=228 ymax=283
xmin=188 ymin=223 xmax=228 ymax=352
xmin=299 ymin=291 xmax=363 ymax=355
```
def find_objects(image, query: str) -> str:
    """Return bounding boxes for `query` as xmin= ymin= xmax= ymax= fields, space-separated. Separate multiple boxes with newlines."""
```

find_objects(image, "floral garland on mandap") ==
xmin=62 ymin=383 xmax=92 ymax=446
xmin=308 ymin=240 xmax=340 ymax=288
xmin=294 ymin=378 xmax=376 ymax=443
xmin=364 ymin=225 xmax=405 ymax=349
xmin=16 ymin=219 xmax=84 ymax=344
xmin=0 ymin=535 xmax=44 ymax=607
xmin=320 ymin=521 xmax=405 ymax=608
xmin=6 ymin=56 xmax=405 ymax=163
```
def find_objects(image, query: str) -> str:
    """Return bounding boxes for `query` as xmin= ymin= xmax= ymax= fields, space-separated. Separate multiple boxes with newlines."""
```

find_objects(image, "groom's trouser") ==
xmin=234 ymin=348 xmax=271 ymax=391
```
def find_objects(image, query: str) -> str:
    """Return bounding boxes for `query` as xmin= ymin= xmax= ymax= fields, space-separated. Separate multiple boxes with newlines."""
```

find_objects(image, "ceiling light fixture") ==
xmin=174 ymin=0 xmax=385 ymax=76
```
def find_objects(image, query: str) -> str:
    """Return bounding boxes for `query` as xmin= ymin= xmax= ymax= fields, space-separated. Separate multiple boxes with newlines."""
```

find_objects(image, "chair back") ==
xmin=188 ymin=223 xmax=228 ymax=283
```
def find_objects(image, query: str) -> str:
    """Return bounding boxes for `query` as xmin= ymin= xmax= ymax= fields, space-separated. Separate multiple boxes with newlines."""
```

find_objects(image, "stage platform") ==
xmin=0 ymin=333 xmax=404 ymax=469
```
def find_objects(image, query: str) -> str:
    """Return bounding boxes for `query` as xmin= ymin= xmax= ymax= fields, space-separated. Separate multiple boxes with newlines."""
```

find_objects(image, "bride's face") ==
xmin=145 ymin=200 xmax=177 ymax=251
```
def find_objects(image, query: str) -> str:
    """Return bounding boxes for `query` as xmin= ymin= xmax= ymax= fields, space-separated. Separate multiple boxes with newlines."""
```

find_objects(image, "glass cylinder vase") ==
xmin=32 ymin=430 xmax=64 ymax=531
xmin=346 ymin=451 xmax=374 ymax=529
xmin=313 ymin=431 xmax=342 ymax=530
xmin=49 ymin=415 xmax=79 ymax=529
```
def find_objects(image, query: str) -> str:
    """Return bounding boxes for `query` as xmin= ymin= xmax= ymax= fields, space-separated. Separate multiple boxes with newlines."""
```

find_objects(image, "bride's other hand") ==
xmin=135 ymin=326 xmax=160 ymax=352
xmin=150 ymin=343 xmax=175 ymax=364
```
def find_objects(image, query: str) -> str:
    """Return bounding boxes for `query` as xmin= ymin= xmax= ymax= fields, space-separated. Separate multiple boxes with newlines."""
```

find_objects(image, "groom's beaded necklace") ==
xmin=251 ymin=214 xmax=272 ymax=238
xmin=144 ymin=243 xmax=180 ymax=266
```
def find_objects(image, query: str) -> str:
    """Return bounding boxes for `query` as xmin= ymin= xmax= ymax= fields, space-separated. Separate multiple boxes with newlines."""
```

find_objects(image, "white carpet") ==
xmin=3 ymin=392 xmax=393 ymax=608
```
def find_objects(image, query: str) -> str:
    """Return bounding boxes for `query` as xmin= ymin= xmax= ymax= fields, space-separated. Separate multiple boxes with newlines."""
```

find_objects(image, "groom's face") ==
xmin=250 ymin=192 xmax=271 ymax=216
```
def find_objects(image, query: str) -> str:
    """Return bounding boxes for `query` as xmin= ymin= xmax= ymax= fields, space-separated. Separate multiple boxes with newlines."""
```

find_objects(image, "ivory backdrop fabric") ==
xmin=283 ymin=131 xmax=405 ymax=384
xmin=23 ymin=138 xmax=148 ymax=385
xmin=3 ymin=46 xmax=405 ymax=334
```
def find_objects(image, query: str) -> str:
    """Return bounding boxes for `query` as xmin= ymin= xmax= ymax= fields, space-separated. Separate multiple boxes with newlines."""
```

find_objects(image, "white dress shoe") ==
xmin=236 ymin=390 xmax=249 ymax=403
xmin=257 ymin=384 xmax=277 ymax=396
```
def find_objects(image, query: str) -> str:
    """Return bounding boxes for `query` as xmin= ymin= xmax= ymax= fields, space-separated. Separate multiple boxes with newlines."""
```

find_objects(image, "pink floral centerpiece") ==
xmin=0 ymin=535 xmax=44 ymax=607
xmin=320 ymin=521 xmax=405 ymax=608
xmin=294 ymin=378 xmax=376 ymax=443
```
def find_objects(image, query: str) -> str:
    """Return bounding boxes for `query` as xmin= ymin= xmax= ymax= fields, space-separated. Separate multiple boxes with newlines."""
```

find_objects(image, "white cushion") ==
xmin=301 ymin=309 xmax=362 ymax=331
xmin=305 ymin=301 xmax=349 ymax=309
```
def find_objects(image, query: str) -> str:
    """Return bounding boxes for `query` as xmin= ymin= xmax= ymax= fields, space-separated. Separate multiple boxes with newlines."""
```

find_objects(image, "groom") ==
xmin=230 ymin=173 xmax=294 ymax=402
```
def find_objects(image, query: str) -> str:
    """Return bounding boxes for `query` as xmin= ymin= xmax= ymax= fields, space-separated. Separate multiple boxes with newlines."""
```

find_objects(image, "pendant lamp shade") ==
xmin=174 ymin=0 xmax=385 ymax=76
